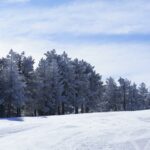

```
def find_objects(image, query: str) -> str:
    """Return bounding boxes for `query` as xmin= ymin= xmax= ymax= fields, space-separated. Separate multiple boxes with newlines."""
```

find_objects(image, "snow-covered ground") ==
xmin=0 ymin=110 xmax=150 ymax=150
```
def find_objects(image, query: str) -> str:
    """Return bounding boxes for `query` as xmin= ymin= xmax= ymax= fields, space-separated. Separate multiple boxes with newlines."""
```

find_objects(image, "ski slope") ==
xmin=0 ymin=110 xmax=150 ymax=150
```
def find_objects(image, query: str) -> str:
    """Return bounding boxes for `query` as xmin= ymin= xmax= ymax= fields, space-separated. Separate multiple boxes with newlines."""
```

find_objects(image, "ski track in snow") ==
xmin=0 ymin=110 xmax=150 ymax=150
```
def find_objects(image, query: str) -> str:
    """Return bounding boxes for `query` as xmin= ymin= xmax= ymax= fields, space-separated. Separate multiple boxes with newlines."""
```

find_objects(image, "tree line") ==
xmin=0 ymin=50 xmax=149 ymax=117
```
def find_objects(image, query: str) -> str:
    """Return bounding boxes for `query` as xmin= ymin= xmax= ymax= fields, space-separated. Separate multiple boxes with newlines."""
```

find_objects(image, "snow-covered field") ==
xmin=0 ymin=110 xmax=150 ymax=150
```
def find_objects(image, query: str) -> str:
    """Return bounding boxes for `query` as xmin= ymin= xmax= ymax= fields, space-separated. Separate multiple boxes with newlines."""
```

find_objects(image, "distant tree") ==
xmin=128 ymin=83 xmax=139 ymax=110
xmin=36 ymin=50 xmax=63 ymax=115
xmin=138 ymin=83 xmax=148 ymax=110
xmin=0 ymin=58 xmax=7 ymax=117
xmin=118 ymin=78 xmax=131 ymax=111
xmin=21 ymin=56 xmax=37 ymax=116
xmin=4 ymin=50 xmax=26 ymax=117
xmin=72 ymin=59 xmax=87 ymax=114
xmin=84 ymin=63 xmax=103 ymax=112
xmin=0 ymin=49 xmax=149 ymax=117
xmin=58 ymin=52 xmax=75 ymax=114
xmin=104 ymin=77 xmax=118 ymax=111
xmin=36 ymin=58 xmax=51 ymax=115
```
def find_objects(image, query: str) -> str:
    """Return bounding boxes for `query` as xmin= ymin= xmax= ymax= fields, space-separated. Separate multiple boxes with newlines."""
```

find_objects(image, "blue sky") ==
xmin=0 ymin=0 xmax=150 ymax=86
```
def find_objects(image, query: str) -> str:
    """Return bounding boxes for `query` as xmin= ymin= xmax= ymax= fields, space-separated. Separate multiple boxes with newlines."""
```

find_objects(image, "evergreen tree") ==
xmin=104 ymin=77 xmax=118 ymax=111
xmin=22 ymin=56 xmax=37 ymax=116
xmin=58 ymin=52 xmax=75 ymax=114
xmin=138 ymin=83 xmax=148 ymax=110
xmin=118 ymin=78 xmax=131 ymax=111
xmin=128 ymin=83 xmax=139 ymax=110
xmin=0 ymin=58 xmax=7 ymax=117
xmin=0 ymin=49 xmax=149 ymax=117
xmin=4 ymin=50 xmax=26 ymax=117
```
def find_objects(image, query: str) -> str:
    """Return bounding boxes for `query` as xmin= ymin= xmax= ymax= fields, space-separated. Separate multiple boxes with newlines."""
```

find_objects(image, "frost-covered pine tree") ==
xmin=104 ymin=77 xmax=118 ymax=111
xmin=0 ymin=58 xmax=7 ymax=117
xmin=72 ymin=59 xmax=86 ymax=113
xmin=82 ymin=61 xmax=103 ymax=113
xmin=45 ymin=50 xmax=63 ymax=115
xmin=127 ymin=83 xmax=138 ymax=110
xmin=4 ymin=50 xmax=26 ymax=117
xmin=58 ymin=52 xmax=76 ymax=114
xmin=71 ymin=59 xmax=103 ymax=113
xmin=36 ymin=58 xmax=50 ymax=115
xmin=36 ymin=50 xmax=63 ymax=115
xmin=118 ymin=78 xmax=131 ymax=111
xmin=138 ymin=82 xmax=148 ymax=110
xmin=21 ymin=56 xmax=37 ymax=116
xmin=0 ymin=49 xmax=150 ymax=117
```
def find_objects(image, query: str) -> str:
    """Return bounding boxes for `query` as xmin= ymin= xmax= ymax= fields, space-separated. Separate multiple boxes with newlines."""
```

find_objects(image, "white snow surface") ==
xmin=1 ymin=110 xmax=150 ymax=150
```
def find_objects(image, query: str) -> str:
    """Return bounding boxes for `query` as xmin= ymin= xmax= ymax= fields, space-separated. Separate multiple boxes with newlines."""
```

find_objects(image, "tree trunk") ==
xmin=34 ymin=109 xmax=37 ymax=116
xmin=57 ymin=106 xmax=61 ymax=115
xmin=61 ymin=102 xmax=65 ymax=115
xmin=16 ymin=108 xmax=21 ymax=117
xmin=85 ymin=106 xmax=89 ymax=113
xmin=81 ymin=104 xmax=84 ymax=113
xmin=0 ymin=105 xmax=5 ymax=118
xmin=75 ymin=106 xmax=78 ymax=114
xmin=7 ymin=102 xmax=11 ymax=117
xmin=123 ymin=85 xmax=126 ymax=111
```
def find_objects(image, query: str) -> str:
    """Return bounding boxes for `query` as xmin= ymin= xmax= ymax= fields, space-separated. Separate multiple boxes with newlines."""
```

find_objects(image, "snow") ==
xmin=1 ymin=110 xmax=150 ymax=150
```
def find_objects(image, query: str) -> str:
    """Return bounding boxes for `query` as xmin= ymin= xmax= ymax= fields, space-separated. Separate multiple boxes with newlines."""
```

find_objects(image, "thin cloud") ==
xmin=0 ymin=0 xmax=150 ymax=38
xmin=0 ymin=0 xmax=150 ymax=85
xmin=0 ymin=0 xmax=30 ymax=3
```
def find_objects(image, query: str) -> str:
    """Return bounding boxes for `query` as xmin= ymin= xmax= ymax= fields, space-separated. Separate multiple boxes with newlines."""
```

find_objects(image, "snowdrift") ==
xmin=0 ymin=110 xmax=150 ymax=150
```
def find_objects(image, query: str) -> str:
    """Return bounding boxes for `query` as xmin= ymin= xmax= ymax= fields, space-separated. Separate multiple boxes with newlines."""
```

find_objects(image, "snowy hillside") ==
xmin=0 ymin=110 xmax=150 ymax=150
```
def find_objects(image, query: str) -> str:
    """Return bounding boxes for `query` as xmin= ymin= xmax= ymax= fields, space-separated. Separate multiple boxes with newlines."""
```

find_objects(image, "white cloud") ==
xmin=0 ymin=0 xmax=29 ymax=3
xmin=0 ymin=36 xmax=150 ymax=85
xmin=0 ymin=0 xmax=150 ymax=38
xmin=0 ymin=0 xmax=150 ymax=85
